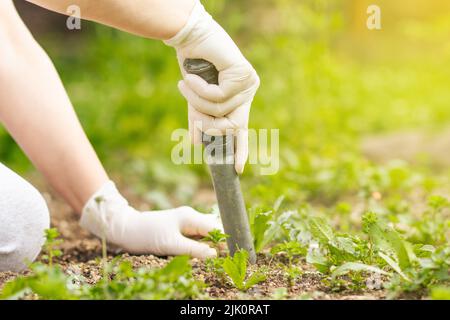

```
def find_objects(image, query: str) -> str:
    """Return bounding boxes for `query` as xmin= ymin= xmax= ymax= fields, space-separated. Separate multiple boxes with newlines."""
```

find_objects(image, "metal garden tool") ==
xmin=184 ymin=58 xmax=257 ymax=263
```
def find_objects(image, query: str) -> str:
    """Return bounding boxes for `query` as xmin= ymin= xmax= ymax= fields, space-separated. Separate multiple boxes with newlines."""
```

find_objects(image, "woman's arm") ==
xmin=0 ymin=3 xmax=221 ymax=258
xmin=27 ymin=0 xmax=260 ymax=174
xmin=26 ymin=0 xmax=196 ymax=40
xmin=0 ymin=1 xmax=108 ymax=213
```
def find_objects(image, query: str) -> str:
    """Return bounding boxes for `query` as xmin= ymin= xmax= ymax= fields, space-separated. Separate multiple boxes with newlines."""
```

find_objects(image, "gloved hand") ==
xmin=164 ymin=0 xmax=260 ymax=174
xmin=79 ymin=180 xmax=222 ymax=258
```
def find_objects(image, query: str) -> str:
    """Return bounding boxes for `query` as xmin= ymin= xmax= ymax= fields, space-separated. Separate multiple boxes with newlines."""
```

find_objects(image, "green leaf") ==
xmin=273 ymin=195 xmax=285 ymax=212
xmin=251 ymin=211 xmax=273 ymax=253
xmin=222 ymin=250 xmax=265 ymax=291
xmin=244 ymin=272 xmax=266 ymax=290
xmin=259 ymin=210 xmax=296 ymax=253
xmin=0 ymin=278 xmax=29 ymax=300
xmin=308 ymin=217 xmax=335 ymax=243
xmin=44 ymin=228 xmax=61 ymax=242
xmin=2 ymin=264 xmax=77 ymax=300
xmin=158 ymin=256 xmax=191 ymax=281
xmin=203 ymin=229 xmax=229 ymax=244
xmin=306 ymin=249 xmax=330 ymax=273
xmin=222 ymin=258 xmax=243 ymax=289
xmin=331 ymin=262 xmax=390 ymax=279
xmin=258 ymin=222 xmax=281 ymax=253
xmin=328 ymin=236 xmax=359 ymax=263
xmin=378 ymin=252 xmax=411 ymax=282
xmin=223 ymin=251 xmax=248 ymax=290
xmin=363 ymin=212 xmax=411 ymax=270
xmin=270 ymin=241 xmax=307 ymax=257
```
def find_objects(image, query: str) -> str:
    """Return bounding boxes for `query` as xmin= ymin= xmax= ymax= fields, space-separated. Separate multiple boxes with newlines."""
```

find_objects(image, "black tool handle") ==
xmin=183 ymin=58 xmax=256 ymax=263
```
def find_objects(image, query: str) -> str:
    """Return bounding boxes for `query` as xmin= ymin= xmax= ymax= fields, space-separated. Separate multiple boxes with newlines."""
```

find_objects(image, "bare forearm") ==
xmin=26 ymin=0 xmax=196 ymax=39
xmin=0 ymin=7 xmax=108 ymax=213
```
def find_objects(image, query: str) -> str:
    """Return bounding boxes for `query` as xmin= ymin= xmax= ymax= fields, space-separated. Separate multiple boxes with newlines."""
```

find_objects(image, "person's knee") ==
xmin=0 ymin=165 xmax=50 ymax=272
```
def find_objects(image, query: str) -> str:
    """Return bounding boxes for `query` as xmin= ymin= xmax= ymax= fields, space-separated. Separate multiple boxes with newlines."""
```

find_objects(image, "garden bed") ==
xmin=1 ymin=179 xmax=437 ymax=300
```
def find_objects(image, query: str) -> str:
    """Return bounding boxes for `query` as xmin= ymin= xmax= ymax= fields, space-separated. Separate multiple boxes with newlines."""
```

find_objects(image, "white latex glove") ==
xmin=79 ymin=180 xmax=222 ymax=259
xmin=164 ymin=0 xmax=260 ymax=174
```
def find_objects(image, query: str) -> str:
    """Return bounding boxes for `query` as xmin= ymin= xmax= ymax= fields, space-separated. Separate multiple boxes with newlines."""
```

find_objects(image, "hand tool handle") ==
xmin=183 ymin=58 xmax=256 ymax=263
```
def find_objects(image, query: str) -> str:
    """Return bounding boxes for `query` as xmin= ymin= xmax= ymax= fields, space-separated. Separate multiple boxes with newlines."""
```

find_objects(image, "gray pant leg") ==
xmin=0 ymin=163 xmax=50 ymax=272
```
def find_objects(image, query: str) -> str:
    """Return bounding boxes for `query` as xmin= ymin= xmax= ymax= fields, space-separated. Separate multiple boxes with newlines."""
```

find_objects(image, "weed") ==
xmin=222 ymin=250 xmax=266 ymax=291
xmin=1 ymin=227 xmax=204 ymax=300
xmin=83 ymin=256 xmax=204 ymax=299
xmin=203 ymin=229 xmax=229 ymax=245
xmin=42 ymin=228 xmax=63 ymax=267
xmin=203 ymin=229 xmax=229 ymax=255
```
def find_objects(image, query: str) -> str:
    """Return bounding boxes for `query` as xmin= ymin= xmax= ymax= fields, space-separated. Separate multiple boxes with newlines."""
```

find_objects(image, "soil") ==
xmin=361 ymin=128 xmax=450 ymax=170
xmin=0 ymin=177 xmax=405 ymax=300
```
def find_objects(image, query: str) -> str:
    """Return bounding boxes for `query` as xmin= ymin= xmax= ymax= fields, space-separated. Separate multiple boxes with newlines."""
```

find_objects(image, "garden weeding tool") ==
xmin=184 ymin=58 xmax=257 ymax=263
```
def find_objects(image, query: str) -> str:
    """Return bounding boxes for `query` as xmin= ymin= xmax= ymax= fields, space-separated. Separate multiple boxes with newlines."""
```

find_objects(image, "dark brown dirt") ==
xmin=0 ymin=177 xmax=391 ymax=300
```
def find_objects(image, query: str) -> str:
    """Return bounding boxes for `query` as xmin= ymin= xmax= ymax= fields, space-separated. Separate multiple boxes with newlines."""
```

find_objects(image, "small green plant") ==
xmin=205 ymin=256 xmax=227 ymax=282
xmin=271 ymin=241 xmax=306 ymax=285
xmin=222 ymin=250 xmax=266 ymax=291
xmin=248 ymin=197 xmax=286 ymax=253
xmin=408 ymin=195 xmax=449 ymax=245
xmin=42 ymin=228 xmax=63 ymax=267
xmin=385 ymin=246 xmax=450 ymax=297
xmin=1 ymin=228 xmax=76 ymax=300
xmin=271 ymin=241 xmax=307 ymax=261
xmin=203 ymin=229 xmax=229 ymax=244
xmin=1 ymin=263 xmax=77 ymax=300
xmin=250 ymin=209 xmax=275 ymax=253
xmin=84 ymin=256 xmax=205 ymax=300
xmin=285 ymin=265 xmax=303 ymax=286
xmin=1 ymin=255 xmax=204 ymax=300
xmin=305 ymin=216 xmax=365 ymax=273
xmin=362 ymin=212 xmax=412 ymax=280
xmin=303 ymin=211 xmax=450 ymax=296
xmin=1 ymin=226 xmax=204 ymax=300
xmin=203 ymin=229 xmax=229 ymax=255
xmin=203 ymin=229 xmax=230 ymax=258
